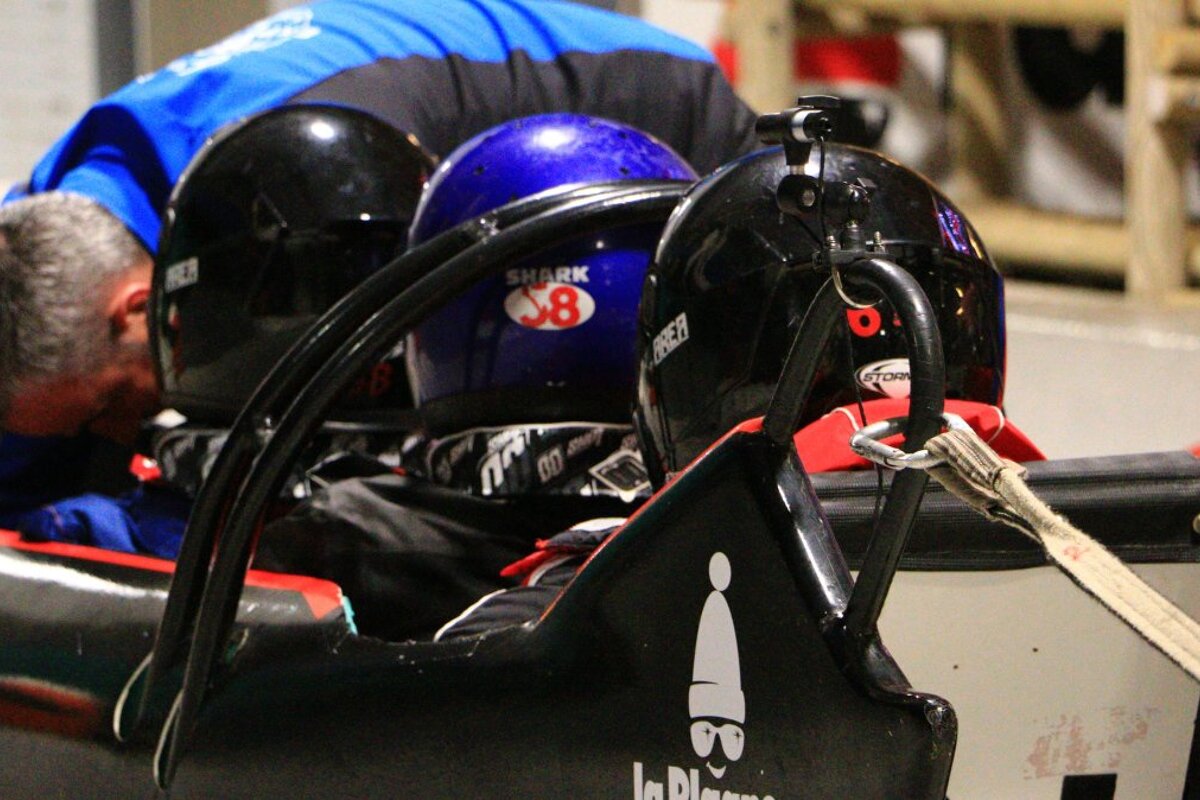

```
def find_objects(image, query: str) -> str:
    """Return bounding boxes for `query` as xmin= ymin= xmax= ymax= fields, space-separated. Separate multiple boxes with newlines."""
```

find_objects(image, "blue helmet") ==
xmin=406 ymin=113 xmax=697 ymax=435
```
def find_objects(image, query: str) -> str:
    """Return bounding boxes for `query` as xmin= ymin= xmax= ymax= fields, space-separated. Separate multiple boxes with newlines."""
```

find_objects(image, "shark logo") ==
xmin=689 ymin=552 xmax=744 ymax=779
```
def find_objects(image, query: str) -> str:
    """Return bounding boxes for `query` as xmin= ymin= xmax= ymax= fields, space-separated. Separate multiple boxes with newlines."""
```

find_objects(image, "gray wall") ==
xmin=1004 ymin=281 xmax=1200 ymax=458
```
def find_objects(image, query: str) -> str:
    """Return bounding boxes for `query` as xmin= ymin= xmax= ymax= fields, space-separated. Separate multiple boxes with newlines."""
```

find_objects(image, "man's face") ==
xmin=5 ymin=372 xmax=121 ymax=437
xmin=2 ymin=254 xmax=160 ymax=443
xmin=3 ymin=352 xmax=159 ymax=442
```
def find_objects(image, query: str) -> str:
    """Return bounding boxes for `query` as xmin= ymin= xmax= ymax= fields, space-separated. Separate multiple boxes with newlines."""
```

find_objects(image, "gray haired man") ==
xmin=0 ymin=192 xmax=157 ymax=444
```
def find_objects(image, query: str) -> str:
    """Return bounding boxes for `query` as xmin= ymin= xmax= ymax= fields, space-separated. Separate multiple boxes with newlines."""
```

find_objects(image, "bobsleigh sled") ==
xmin=0 ymin=103 xmax=1198 ymax=800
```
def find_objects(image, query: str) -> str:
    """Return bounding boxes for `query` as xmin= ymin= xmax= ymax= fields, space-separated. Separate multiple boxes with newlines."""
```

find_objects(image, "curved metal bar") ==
xmin=840 ymin=258 xmax=944 ymax=646
xmin=762 ymin=277 xmax=847 ymax=446
xmin=154 ymin=185 xmax=687 ymax=787
xmin=123 ymin=180 xmax=684 ymax=740
xmin=762 ymin=256 xmax=945 ymax=649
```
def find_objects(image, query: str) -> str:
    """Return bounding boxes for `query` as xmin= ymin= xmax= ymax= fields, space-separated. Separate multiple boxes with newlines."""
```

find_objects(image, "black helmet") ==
xmin=637 ymin=144 xmax=1005 ymax=479
xmin=150 ymin=103 xmax=434 ymax=424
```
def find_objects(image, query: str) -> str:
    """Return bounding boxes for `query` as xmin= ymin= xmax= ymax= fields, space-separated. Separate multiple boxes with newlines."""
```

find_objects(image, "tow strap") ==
xmin=851 ymin=416 xmax=1200 ymax=684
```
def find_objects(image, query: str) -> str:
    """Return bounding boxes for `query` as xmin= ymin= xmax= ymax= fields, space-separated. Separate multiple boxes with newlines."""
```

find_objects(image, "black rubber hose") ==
xmin=838 ymin=258 xmax=944 ymax=644
xmin=763 ymin=256 xmax=945 ymax=646
xmin=156 ymin=185 xmax=687 ymax=787
xmin=130 ymin=180 xmax=684 ymax=736
xmin=762 ymin=277 xmax=846 ymax=445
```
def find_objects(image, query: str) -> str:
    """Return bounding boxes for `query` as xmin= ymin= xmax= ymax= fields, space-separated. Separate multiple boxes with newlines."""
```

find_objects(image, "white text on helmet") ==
xmin=566 ymin=427 xmax=605 ymax=458
xmin=506 ymin=266 xmax=590 ymax=285
xmin=164 ymin=257 xmax=200 ymax=293
xmin=855 ymin=358 xmax=912 ymax=400
xmin=652 ymin=312 xmax=690 ymax=366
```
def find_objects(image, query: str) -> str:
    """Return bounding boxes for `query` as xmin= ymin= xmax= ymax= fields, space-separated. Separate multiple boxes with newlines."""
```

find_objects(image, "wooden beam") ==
xmin=1127 ymin=0 xmax=1191 ymax=298
xmin=727 ymin=0 xmax=796 ymax=112
xmin=948 ymin=24 xmax=1010 ymax=201
xmin=961 ymin=198 xmax=1200 ymax=280
xmin=1146 ymin=75 xmax=1200 ymax=124
xmin=1155 ymin=28 xmax=1200 ymax=73
xmin=961 ymin=201 xmax=1126 ymax=275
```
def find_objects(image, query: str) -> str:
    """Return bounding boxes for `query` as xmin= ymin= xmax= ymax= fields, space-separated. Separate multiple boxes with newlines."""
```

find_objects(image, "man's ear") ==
xmin=108 ymin=280 xmax=151 ymax=338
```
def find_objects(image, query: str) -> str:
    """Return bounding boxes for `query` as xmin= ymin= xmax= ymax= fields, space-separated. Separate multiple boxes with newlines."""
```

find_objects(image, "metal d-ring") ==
xmin=849 ymin=412 xmax=970 ymax=470
xmin=831 ymin=262 xmax=878 ymax=309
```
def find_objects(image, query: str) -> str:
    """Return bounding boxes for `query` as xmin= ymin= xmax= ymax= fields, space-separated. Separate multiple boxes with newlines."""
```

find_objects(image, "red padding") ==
xmin=0 ymin=676 xmax=103 ymax=739
xmin=0 ymin=529 xmax=343 ymax=620
xmin=793 ymin=398 xmax=1046 ymax=473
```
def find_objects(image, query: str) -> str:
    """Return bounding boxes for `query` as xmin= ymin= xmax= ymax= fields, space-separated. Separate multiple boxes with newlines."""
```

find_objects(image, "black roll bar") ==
xmin=147 ymin=183 xmax=689 ymax=787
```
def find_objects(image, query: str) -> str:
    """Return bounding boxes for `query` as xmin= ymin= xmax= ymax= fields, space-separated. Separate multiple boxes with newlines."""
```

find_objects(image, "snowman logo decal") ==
xmin=689 ymin=552 xmax=744 ymax=779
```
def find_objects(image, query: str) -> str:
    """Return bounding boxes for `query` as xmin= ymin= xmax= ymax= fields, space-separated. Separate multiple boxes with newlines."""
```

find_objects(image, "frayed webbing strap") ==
xmin=925 ymin=427 xmax=1200 ymax=684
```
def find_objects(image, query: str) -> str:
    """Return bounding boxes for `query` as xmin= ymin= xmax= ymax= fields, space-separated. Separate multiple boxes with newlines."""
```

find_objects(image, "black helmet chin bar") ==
xmin=125 ymin=180 xmax=689 ymax=789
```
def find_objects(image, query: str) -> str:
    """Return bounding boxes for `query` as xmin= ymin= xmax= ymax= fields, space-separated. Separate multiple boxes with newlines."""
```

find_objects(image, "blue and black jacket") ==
xmin=8 ymin=0 xmax=758 ymax=252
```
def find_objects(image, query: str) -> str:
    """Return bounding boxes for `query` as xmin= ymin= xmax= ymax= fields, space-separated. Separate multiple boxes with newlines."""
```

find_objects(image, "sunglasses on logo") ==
xmin=690 ymin=720 xmax=744 ymax=761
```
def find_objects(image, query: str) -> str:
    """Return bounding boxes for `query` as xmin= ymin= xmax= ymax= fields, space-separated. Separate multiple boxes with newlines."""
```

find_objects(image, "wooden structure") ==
xmin=726 ymin=0 xmax=1200 ymax=302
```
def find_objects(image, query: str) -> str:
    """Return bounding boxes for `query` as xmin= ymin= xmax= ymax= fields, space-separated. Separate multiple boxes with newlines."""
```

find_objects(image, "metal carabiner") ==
xmin=848 ymin=412 xmax=971 ymax=470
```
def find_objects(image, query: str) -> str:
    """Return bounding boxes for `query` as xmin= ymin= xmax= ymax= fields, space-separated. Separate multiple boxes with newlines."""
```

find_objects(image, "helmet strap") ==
xmin=412 ymin=423 xmax=649 ymax=501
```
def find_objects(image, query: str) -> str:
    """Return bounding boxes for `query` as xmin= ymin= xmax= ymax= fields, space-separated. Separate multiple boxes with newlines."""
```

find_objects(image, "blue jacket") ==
xmin=0 ymin=434 xmax=188 ymax=559
xmin=7 ymin=0 xmax=757 ymax=251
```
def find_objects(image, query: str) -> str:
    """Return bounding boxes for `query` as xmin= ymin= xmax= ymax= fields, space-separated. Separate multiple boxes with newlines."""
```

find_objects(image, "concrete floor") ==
xmin=1003 ymin=279 xmax=1200 ymax=459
